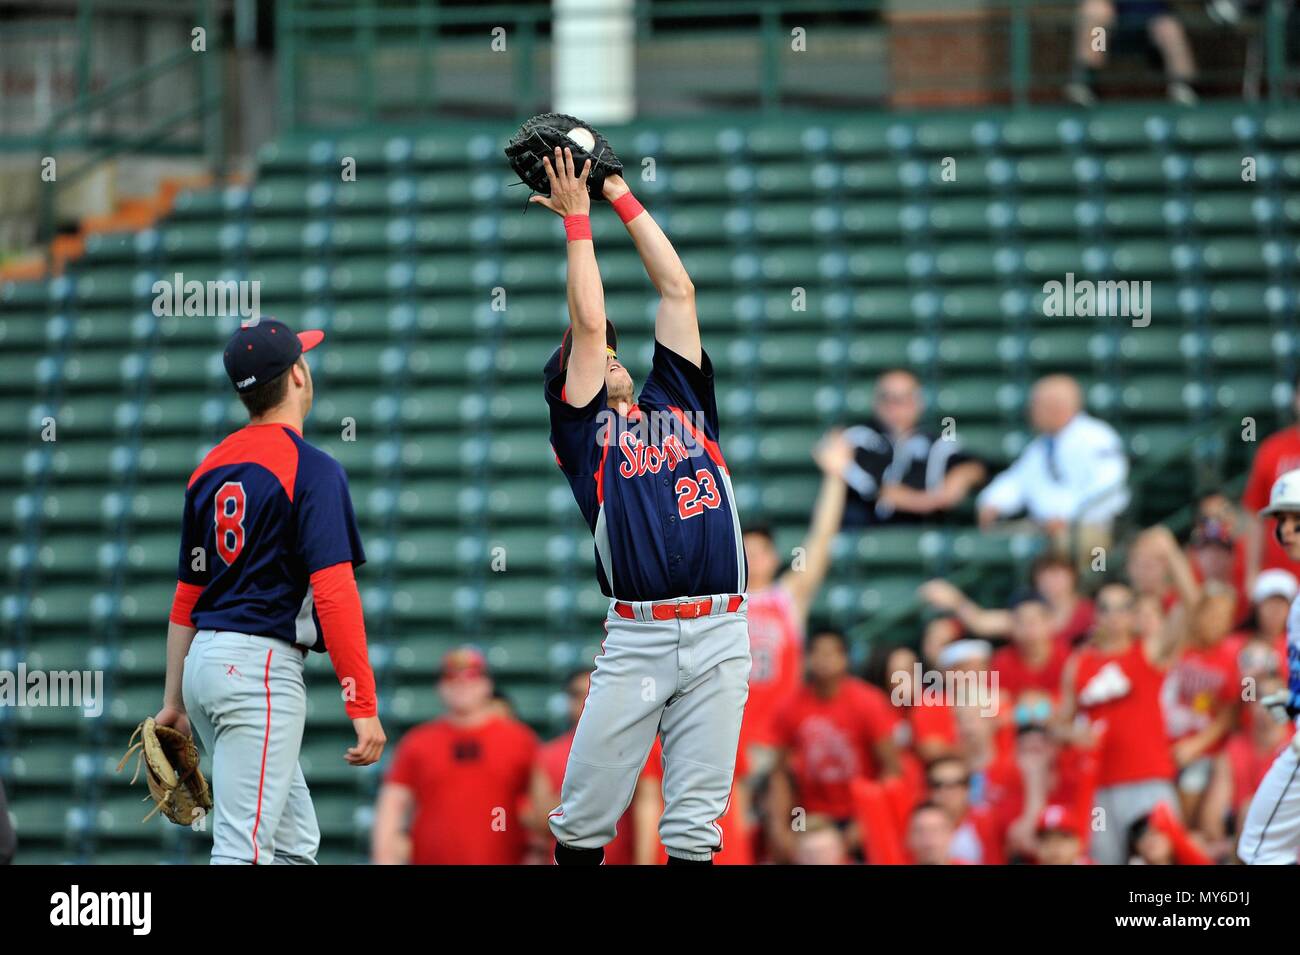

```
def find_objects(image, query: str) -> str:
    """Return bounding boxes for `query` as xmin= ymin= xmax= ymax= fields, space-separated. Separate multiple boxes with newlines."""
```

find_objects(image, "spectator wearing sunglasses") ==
xmin=926 ymin=755 xmax=1004 ymax=864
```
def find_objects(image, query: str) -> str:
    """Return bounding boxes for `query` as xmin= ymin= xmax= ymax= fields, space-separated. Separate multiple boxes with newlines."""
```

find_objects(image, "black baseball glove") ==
xmin=504 ymin=113 xmax=623 ymax=200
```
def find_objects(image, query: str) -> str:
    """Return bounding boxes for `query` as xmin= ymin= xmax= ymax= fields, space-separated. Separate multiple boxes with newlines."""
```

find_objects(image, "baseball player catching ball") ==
xmin=1239 ymin=467 xmax=1300 ymax=864
xmin=534 ymin=145 xmax=751 ymax=865
xmin=154 ymin=319 xmax=385 ymax=864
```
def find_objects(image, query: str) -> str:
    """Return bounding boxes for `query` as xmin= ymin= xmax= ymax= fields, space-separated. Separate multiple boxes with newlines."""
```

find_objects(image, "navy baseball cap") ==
xmin=223 ymin=318 xmax=324 ymax=393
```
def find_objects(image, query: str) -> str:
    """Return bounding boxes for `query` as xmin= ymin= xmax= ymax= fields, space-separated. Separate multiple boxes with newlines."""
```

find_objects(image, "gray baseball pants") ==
xmin=1240 ymin=732 xmax=1300 ymax=865
xmin=183 ymin=630 xmax=321 ymax=865
xmin=549 ymin=594 xmax=751 ymax=862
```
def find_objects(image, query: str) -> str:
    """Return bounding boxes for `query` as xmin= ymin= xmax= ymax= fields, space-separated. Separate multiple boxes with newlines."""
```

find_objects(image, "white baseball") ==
xmin=566 ymin=127 xmax=596 ymax=152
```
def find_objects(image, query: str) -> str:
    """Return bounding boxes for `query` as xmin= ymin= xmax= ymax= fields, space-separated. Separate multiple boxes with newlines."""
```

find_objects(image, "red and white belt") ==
xmin=613 ymin=594 xmax=744 ymax=621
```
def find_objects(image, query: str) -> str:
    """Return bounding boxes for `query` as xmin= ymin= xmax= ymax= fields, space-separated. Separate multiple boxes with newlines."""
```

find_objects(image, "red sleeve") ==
xmin=1242 ymin=439 xmax=1276 ymax=511
xmin=310 ymin=560 xmax=378 ymax=719
xmin=384 ymin=732 xmax=421 ymax=788
xmin=168 ymin=580 xmax=203 ymax=628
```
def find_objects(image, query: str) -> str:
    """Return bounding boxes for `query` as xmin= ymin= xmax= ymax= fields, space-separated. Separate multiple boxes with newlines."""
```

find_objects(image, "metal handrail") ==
xmin=277 ymin=0 xmax=1298 ymax=129
xmin=34 ymin=0 xmax=224 ymax=245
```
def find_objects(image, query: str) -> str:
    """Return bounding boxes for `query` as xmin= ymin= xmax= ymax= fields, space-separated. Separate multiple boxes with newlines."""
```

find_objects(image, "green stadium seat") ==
xmin=1102 ymin=152 xmax=1175 ymax=189
xmin=1019 ymin=329 xmax=1100 ymax=370
xmin=1000 ymin=113 xmax=1080 ymax=152
xmin=1087 ymin=113 xmax=1166 ymax=150
xmin=6 ymin=796 xmax=73 ymax=839
xmin=1113 ymin=328 xmax=1191 ymax=369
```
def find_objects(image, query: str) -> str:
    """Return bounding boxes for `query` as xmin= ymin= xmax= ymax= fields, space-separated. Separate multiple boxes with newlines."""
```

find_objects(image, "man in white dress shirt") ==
xmin=977 ymin=374 xmax=1129 ymax=562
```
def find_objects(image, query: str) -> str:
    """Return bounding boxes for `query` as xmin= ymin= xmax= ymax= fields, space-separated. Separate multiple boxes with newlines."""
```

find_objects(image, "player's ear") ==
xmin=291 ymin=356 xmax=309 ymax=387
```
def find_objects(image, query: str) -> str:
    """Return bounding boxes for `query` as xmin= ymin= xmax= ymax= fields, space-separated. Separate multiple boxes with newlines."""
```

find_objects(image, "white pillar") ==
xmin=552 ymin=0 xmax=636 ymax=123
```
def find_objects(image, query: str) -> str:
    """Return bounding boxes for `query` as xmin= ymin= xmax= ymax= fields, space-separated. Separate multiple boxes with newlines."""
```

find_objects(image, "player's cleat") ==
xmin=553 ymin=842 xmax=604 ymax=865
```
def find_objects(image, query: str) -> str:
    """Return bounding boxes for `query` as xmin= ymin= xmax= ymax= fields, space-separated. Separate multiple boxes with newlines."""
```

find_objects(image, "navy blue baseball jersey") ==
xmin=177 ymin=423 xmax=365 ymax=650
xmin=544 ymin=341 xmax=746 ymax=602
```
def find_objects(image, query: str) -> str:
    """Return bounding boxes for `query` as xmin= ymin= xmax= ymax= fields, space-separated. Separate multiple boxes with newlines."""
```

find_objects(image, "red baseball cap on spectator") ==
xmin=1037 ymin=804 xmax=1079 ymax=835
xmin=440 ymin=647 xmax=488 ymax=680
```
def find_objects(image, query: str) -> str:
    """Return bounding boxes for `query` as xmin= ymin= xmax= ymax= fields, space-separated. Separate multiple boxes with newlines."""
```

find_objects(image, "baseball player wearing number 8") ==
xmin=154 ymin=319 xmax=386 ymax=864
xmin=1240 ymin=467 xmax=1300 ymax=864
xmin=535 ymin=147 xmax=751 ymax=865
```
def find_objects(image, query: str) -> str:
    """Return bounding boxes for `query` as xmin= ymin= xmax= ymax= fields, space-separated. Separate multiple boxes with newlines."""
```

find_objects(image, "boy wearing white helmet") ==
xmin=1239 ymin=468 xmax=1300 ymax=863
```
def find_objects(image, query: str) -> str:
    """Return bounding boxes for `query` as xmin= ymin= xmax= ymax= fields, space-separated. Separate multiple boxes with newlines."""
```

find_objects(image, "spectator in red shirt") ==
xmin=1242 ymin=379 xmax=1300 ymax=585
xmin=906 ymin=802 xmax=957 ymax=865
xmin=876 ymin=643 xmax=959 ymax=765
xmin=992 ymin=591 xmax=1071 ymax=702
xmin=768 ymin=628 xmax=901 ymax=862
xmin=925 ymin=755 xmax=1004 ymax=864
xmin=371 ymin=647 xmax=538 ymax=865
xmin=1059 ymin=581 xmax=1182 ymax=865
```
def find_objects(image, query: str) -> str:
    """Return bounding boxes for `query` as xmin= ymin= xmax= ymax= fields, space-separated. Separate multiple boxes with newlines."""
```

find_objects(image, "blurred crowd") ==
xmin=370 ymin=368 xmax=1300 ymax=865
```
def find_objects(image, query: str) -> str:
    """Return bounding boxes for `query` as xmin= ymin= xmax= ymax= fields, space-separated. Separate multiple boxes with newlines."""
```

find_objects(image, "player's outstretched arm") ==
xmin=603 ymin=175 xmax=701 ymax=367
xmin=532 ymin=147 xmax=607 ymax=408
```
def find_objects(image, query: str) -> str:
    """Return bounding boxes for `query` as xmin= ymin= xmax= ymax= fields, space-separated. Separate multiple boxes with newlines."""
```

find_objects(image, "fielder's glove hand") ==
xmin=505 ymin=113 xmax=623 ymax=200
xmin=1260 ymin=690 xmax=1299 ymax=725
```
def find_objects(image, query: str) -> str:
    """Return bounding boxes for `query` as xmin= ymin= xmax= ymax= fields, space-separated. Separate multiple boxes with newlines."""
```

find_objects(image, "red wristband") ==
xmin=611 ymin=191 xmax=644 ymax=224
xmin=564 ymin=214 xmax=592 ymax=241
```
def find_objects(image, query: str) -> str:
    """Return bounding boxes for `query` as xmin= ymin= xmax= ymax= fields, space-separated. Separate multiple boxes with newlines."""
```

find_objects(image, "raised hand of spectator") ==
xmin=813 ymin=429 xmax=854 ymax=478
xmin=919 ymin=579 xmax=967 ymax=613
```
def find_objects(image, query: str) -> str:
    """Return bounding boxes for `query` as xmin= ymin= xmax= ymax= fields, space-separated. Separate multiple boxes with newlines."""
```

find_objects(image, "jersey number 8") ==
xmin=215 ymin=481 xmax=247 ymax=564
